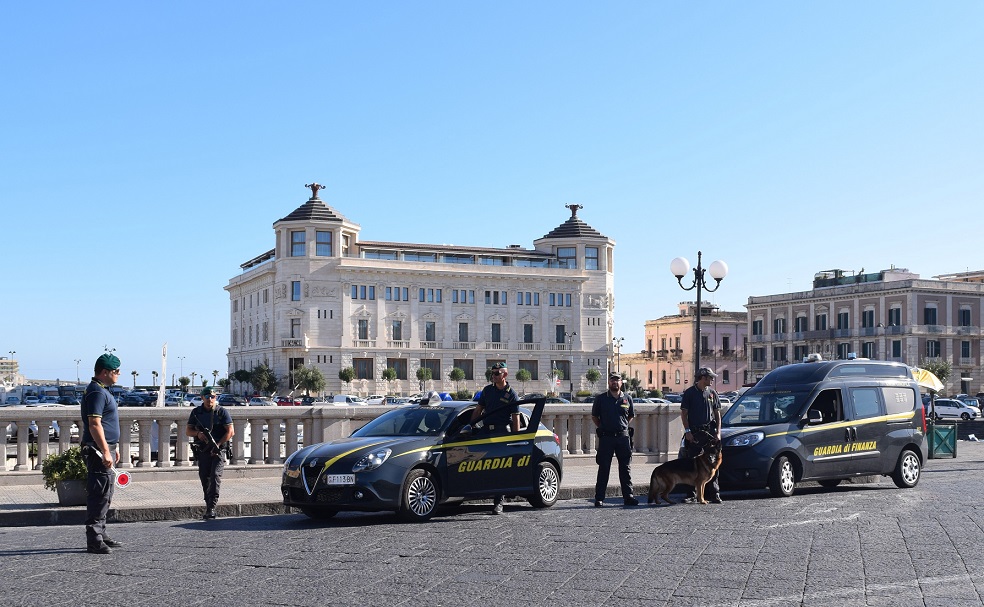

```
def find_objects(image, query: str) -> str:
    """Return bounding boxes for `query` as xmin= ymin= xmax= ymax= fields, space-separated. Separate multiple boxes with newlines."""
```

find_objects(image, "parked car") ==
xmin=4 ymin=396 xmax=20 ymax=406
xmin=332 ymin=394 xmax=368 ymax=406
xmin=249 ymin=397 xmax=277 ymax=406
xmin=56 ymin=396 xmax=81 ymax=406
xmin=186 ymin=395 xmax=204 ymax=407
xmin=217 ymin=394 xmax=246 ymax=406
xmin=953 ymin=394 xmax=982 ymax=416
xmin=545 ymin=397 xmax=571 ymax=404
xmin=281 ymin=397 xmax=561 ymax=521
xmin=366 ymin=394 xmax=386 ymax=405
xmin=118 ymin=394 xmax=150 ymax=407
xmin=22 ymin=396 xmax=40 ymax=405
xmin=385 ymin=396 xmax=409 ymax=406
xmin=932 ymin=398 xmax=978 ymax=421
xmin=276 ymin=396 xmax=300 ymax=406
xmin=663 ymin=394 xmax=682 ymax=403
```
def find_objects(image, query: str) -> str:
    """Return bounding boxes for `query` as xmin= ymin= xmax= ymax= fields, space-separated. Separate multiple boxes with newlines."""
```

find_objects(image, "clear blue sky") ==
xmin=3 ymin=2 xmax=982 ymax=383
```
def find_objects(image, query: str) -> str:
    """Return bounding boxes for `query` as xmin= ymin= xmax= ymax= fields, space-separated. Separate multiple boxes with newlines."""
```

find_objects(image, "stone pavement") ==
xmin=0 ymin=455 xmax=661 ymax=526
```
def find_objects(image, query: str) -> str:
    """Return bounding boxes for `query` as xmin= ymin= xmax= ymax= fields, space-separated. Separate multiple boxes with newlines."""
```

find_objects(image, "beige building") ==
xmin=642 ymin=303 xmax=748 ymax=395
xmin=746 ymin=266 xmax=984 ymax=394
xmin=226 ymin=188 xmax=617 ymax=396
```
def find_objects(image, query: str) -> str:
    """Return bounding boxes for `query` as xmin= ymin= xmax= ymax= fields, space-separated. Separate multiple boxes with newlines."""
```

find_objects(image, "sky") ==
xmin=2 ymin=2 xmax=983 ymax=384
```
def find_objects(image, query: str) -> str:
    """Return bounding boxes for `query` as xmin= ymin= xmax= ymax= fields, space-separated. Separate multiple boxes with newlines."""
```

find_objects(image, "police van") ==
xmin=720 ymin=359 xmax=927 ymax=497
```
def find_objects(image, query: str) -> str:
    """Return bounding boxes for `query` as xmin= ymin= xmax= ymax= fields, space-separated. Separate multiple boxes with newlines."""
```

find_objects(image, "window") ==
xmin=519 ymin=360 xmax=539 ymax=381
xmin=675 ymin=370 xmax=681 ymax=384
xmin=722 ymin=335 xmax=731 ymax=352
xmin=794 ymin=317 xmax=808 ymax=332
xmin=342 ymin=235 xmax=351 ymax=256
xmin=555 ymin=325 xmax=565 ymax=344
xmin=962 ymin=340 xmax=971 ymax=358
xmin=661 ymin=370 xmax=667 ymax=384
xmin=233 ymin=300 xmax=238 ymax=313
xmin=425 ymin=322 xmax=436 ymax=342
xmin=363 ymin=250 xmax=398 ymax=260
xmin=262 ymin=321 xmax=268 ymax=342
xmin=351 ymin=285 xmax=375 ymax=300
xmin=263 ymin=289 xmax=269 ymax=304
xmin=458 ymin=323 xmax=469 ymax=342
xmin=959 ymin=308 xmax=972 ymax=327
xmin=290 ymin=318 xmax=301 ymax=339
xmin=491 ymin=323 xmax=501 ymax=343
xmin=557 ymin=247 xmax=577 ymax=268
xmin=354 ymin=358 xmax=374 ymax=380
xmin=405 ymin=252 xmax=437 ymax=263
xmin=773 ymin=318 xmax=786 ymax=335
xmin=291 ymin=231 xmax=305 ymax=256
xmin=480 ymin=256 xmax=505 ymax=266
xmin=924 ymin=307 xmax=937 ymax=325
xmin=386 ymin=358 xmax=408 ymax=380
xmin=861 ymin=310 xmax=875 ymax=328
xmin=888 ymin=308 xmax=901 ymax=327
xmin=892 ymin=340 xmax=902 ymax=358
xmin=862 ymin=342 xmax=875 ymax=358
xmin=722 ymin=370 xmax=730 ymax=384
xmin=292 ymin=281 xmax=301 ymax=301
xmin=248 ymin=325 xmax=253 ymax=345
xmin=837 ymin=343 xmax=850 ymax=359
xmin=552 ymin=361 xmax=571 ymax=383
xmin=420 ymin=359 xmax=441 ymax=381
xmin=815 ymin=313 xmax=828 ymax=330
xmin=585 ymin=247 xmax=599 ymax=270
xmin=752 ymin=320 xmax=763 ymax=336
xmin=850 ymin=387 xmax=883 ymax=419
xmin=794 ymin=345 xmax=808 ymax=361
xmin=484 ymin=291 xmax=506 ymax=305
xmin=443 ymin=254 xmax=474 ymax=264
xmin=392 ymin=320 xmax=403 ymax=341
xmin=773 ymin=346 xmax=786 ymax=363
xmin=701 ymin=335 xmax=710 ymax=353
xmin=523 ymin=324 xmax=533 ymax=343
xmin=453 ymin=359 xmax=474 ymax=380
xmin=926 ymin=340 xmax=940 ymax=358
xmin=837 ymin=312 xmax=849 ymax=330
xmin=752 ymin=348 xmax=765 ymax=362
xmin=316 ymin=231 xmax=332 ymax=256
xmin=358 ymin=319 xmax=369 ymax=340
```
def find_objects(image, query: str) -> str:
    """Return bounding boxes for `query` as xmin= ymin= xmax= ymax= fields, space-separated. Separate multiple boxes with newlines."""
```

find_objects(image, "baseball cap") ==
xmin=695 ymin=367 xmax=718 ymax=379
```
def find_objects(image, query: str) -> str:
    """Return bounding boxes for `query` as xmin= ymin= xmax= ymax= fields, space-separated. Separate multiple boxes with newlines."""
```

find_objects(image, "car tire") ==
xmin=891 ymin=449 xmax=921 ymax=489
xmin=768 ymin=455 xmax=796 ymax=497
xmin=300 ymin=507 xmax=337 ymax=520
xmin=399 ymin=468 xmax=439 ymax=522
xmin=817 ymin=479 xmax=842 ymax=488
xmin=961 ymin=413 xmax=970 ymax=421
xmin=528 ymin=461 xmax=560 ymax=508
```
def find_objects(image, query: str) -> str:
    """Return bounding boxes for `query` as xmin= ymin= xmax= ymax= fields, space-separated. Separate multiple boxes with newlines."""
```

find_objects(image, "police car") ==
xmin=281 ymin=396 xmax=562 ymax=521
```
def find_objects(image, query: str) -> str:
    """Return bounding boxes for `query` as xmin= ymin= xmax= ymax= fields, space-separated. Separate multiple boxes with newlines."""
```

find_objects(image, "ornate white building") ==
xmin=226 ymin=186 xmax=617 ymax=396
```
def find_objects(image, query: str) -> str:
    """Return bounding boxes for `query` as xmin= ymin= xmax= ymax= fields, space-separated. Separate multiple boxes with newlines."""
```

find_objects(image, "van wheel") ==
xmin=818 ymin=479 xmax=842 ymax=488
xmin=768 ymin=455 xmax=795 ymax=497
xmin=891 ymin=449 xmax=921 ymax=488
xmin=961 ymin=413 xmax=971 ymax=421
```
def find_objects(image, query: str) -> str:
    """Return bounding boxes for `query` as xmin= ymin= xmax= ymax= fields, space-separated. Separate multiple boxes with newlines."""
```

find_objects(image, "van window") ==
xmin=723 ymin=390 xmax=812 ymax=426
xmin=883 ymin=387 xmax=916 ymax=415
xmin=806 ymin=389 xmax=843 ymax=424
xmin=850 ymin=387 xmax=883 ymax=419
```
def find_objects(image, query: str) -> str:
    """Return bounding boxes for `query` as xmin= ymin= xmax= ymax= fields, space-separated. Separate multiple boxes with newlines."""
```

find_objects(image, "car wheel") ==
xmin=768 ymin=455 xmax=796 ymax=497
xmin=528 ymin=461 xmax=560 ymax=508
xmin=961 ymin=413 xmax=970 ymax=421
xmin=891 ymin=449 xmax=921 ymax=489
xmin=399 ymin=469 xmax=439 ymax=522
xmin=299 ymin=507 xmax=337 ymax=520
xmin=817 ymin=479 xmax=842 ymax=488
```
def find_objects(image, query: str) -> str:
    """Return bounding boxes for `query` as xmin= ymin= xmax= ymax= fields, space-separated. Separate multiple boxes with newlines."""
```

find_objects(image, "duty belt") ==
xmin=598 ymin=430 xmax=629 ymax=437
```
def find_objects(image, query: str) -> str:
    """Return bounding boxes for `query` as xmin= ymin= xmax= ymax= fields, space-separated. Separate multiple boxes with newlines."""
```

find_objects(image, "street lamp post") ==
xmin=179 ymin=356 xmax=186 ymax=379
xmin=565 ymin=331 xmax=577 ymax=397
xmin=612 ymin=337 xmax=624 ymax=374
xmin=74 ymin=359 xmax=81 ymax=384
xmin=671 ymin=251 xmax=728 ymax=378
xmin=7 ymin=351 xmax=15 ymax=384
xmin=191 ymin=372 xmax=198 ymax=388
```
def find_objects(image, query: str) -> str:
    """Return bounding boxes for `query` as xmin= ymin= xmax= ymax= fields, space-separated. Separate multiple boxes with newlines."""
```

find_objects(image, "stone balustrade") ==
xmin=1 ymin=403 xmax=683 ymax=472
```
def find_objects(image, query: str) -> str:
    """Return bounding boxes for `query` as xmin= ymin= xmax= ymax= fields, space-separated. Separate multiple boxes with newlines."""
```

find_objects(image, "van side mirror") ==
xmin=807 ymin=409 xmax=823 ymax=424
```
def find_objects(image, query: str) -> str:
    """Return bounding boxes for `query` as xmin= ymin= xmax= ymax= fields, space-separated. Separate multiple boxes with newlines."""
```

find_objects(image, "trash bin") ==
xmin=927 ymin=422 xmax=957 ymax=459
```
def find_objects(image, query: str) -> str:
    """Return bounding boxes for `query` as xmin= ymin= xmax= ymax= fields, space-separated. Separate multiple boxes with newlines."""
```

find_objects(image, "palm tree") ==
xmin=212 ymin=370 xmax=219 ymax=386
xmin=151 ymin=370 xmax=159 ymax=387
xmin=131 ymin=370 xmax=138 ymax=389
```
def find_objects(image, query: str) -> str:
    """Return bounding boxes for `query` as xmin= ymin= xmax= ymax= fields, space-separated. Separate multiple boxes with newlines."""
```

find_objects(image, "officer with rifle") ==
xmin=186 ymin=387 xmax=234 ymax=519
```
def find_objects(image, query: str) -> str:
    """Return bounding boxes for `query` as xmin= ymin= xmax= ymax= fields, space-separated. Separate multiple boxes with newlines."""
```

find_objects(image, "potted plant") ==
xmin=42 ymin=446 xmax=88 ymax=506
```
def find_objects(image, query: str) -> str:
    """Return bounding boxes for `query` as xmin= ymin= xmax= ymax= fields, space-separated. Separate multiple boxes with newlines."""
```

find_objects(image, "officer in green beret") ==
xmin=471 ymin=362 xmax=520 ymax=514
xmin=186 ymin=386 xmax=234 ymax=519
xmin=81 ymin=353 xmax=123 ymax=554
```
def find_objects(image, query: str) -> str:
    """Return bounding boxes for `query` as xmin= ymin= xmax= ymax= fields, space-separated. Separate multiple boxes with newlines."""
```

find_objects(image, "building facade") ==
xmin=226 ymin=188 xmax=617 ymax=396
xmin=642 ymin=303 xmax=748 ymax=395
xmin=746 ymin=266 xmax=984 ymax=394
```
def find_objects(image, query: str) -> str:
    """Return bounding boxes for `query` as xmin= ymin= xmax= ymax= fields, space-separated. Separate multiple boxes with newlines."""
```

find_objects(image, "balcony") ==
xmin=281 ymin=338 xmax=304 ymax=348
xmin=751 ymin=361 xmax=767 ymax=371
xmin=520 ymin=343 xmax=540 ymax=351
xmin=452 ymin=341 xmax=476 ymax=350
xmin=353 ymin=339 xmax=376 ymax=348
xmin=959 ymin=357 xmax=977 ymax=366
xmin=387 ymin=340 xmax=410 ymax=349
xmin=956 ymin=326 xmax=980 ymax=336
xmin=550 ymin=343 xmax=571 ymax=351
xmin=485 ymin=342 xmax=507 ymax=350
xmin=886 ymin=325 xmax=905 ymax=335
xmin=419 ymin=341 xmax=438 ymax=349
xmin=751 ymin=334 xmax=767 ymax=342
xmin=832 ymin=329 xmax=853 ymax=338
xmin=859 ymin=327 xmax=877 ymax=336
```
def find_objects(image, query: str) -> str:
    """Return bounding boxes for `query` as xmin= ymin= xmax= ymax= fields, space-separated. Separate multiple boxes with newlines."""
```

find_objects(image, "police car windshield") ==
xmin=722 ymin=390 xmax=812 ymax=426
xmin=352 ymin=406 xmax=457 ymax=437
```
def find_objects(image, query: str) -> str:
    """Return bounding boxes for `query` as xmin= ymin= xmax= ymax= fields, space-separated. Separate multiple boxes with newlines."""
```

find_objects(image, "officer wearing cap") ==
xmin=186 ymin=386 xmax=234 ymax=519
xmin=81 ymin=353 xmax=123 ymax=554
xmin=591 ymin=372 xmax=638 ymax=507
xmin=471 ymin=362 xmax=520 ymax=514
xmin=680 ymin=367 xmax=723 ymax=504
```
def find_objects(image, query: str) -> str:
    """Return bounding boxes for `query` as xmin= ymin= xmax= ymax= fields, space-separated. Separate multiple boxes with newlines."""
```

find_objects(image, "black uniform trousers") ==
xmin=594 ymin=434 xmax=634 ymax=502
xmin=83 ymin=446 xmax=116 ymax=547
xmin=197 ymin=450 xmax=225 ymax=509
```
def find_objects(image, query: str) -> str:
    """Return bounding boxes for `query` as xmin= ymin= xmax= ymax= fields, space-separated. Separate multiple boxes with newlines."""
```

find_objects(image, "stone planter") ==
xmin=55 ymin=479 xmax=87 ymax=507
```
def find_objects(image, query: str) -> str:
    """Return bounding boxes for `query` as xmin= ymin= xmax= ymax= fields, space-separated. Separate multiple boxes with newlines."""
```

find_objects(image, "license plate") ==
xmin=324 ymin=474 xmax=355 ymax=485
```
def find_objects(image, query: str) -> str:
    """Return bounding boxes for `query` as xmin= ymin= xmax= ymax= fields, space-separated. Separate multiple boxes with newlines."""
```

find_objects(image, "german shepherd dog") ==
xmin=647 ymin=433 xmax=723 ymax=505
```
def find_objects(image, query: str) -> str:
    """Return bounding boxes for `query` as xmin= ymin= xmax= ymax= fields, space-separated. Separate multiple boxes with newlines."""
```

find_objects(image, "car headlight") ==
xmin=725 ymin=432 xmax=764 ymax=448
xmin=352 ymin=448 xmax=392 ymax=472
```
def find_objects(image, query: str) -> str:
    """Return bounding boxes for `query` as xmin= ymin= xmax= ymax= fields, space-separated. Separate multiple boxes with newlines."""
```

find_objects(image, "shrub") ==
xmin=41 ymin=446 xmax=87 ymax=492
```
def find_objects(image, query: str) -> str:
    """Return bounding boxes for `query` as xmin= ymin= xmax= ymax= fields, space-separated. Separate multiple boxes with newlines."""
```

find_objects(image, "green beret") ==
xmin=490 ymin=362 xmax=507 ymax=370
xmin=201 ymin=386 xmax=215 ymax=397
xmin=95 ymin=353 xmax=121 ymax=371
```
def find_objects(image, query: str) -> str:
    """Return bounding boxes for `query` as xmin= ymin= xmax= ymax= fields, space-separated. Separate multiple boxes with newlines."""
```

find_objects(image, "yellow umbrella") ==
xmin=911 ymin=367 xmax=943 ymax=392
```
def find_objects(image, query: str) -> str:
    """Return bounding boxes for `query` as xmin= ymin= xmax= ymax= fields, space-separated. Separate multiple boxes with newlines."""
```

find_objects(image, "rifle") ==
xmin=192 ymin=412 xmax=226 ymax=456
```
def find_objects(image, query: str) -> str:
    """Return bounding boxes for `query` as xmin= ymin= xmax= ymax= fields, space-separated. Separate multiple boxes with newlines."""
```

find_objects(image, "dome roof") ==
xmin=539 ymin=204 xmax=607 ymax=240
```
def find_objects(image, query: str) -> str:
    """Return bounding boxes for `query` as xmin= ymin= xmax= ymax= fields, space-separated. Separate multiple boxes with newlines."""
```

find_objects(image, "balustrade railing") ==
xmin=1 ymin=403 xmax=683 ymax=472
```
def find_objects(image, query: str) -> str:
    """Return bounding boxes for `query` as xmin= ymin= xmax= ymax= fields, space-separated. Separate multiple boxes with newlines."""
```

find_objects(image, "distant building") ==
xmin=0 ymin=357 xmax=20 ymax=385
xmin=226 ymin=189 xmax=617 ymax=396
xmin=642 ymin=303 xmax=748 ymax=395
xmin=746 ymin=266 xmax=984 ymax=394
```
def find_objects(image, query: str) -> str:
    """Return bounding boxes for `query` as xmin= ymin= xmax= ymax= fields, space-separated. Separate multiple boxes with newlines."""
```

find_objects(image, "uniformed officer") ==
xmin=186 ymin=386 xmax=234 ymax=519
xmin=471 ymin=362 xmax=521 ymax=514
xmin=81 ymin=353 xmax=123 ymax=554
xmin=591 ymin=373 xmax=638 ymax=507
xmin=680 ymin=367 xmax=723 ymax=504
